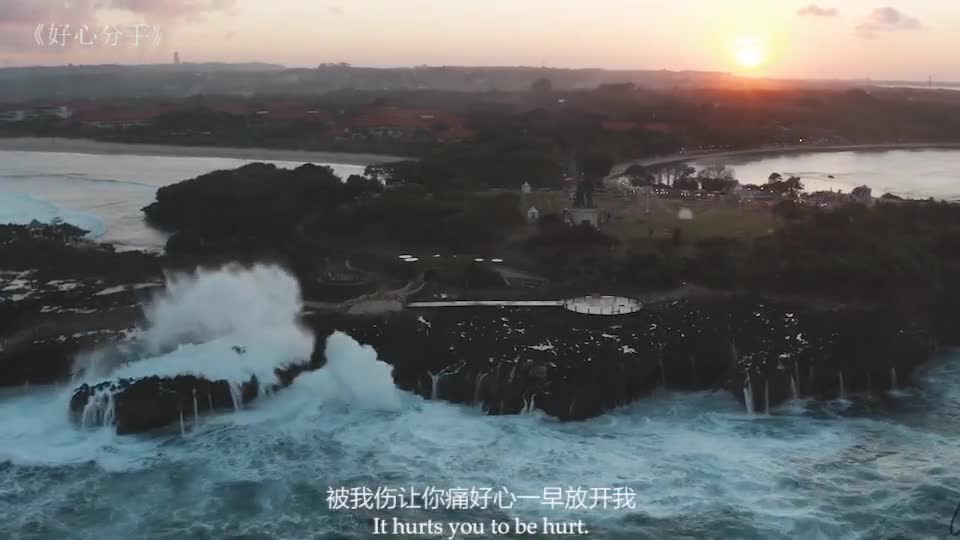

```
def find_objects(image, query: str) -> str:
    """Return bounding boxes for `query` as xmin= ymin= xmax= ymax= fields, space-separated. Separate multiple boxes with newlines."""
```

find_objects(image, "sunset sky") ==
xmin=0 ymin=0 xmax=955 ymax=81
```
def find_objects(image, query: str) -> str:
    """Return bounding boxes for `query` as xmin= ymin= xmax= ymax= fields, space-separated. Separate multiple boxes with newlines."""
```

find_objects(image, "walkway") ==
xmin=409 ymin=295 xmax=643 ymax=316
xmin=408 ymin=300 xmax=564 ymax=308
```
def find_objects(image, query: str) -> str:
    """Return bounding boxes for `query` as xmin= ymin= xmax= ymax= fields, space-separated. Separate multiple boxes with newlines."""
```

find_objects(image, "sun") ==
xmin=733 ymin=37 xmax=767 ymax=70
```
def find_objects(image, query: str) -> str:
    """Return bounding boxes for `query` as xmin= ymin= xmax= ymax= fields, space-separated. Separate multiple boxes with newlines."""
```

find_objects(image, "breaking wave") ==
xmin=121 ymin=264 xmax=315 ymax=385
xmin=1 ymin=266 xmax=960 ymax=537
xmin=0 ymin=191 xmax=107 ymax=238
xmin=0 ymin=264 xmax=403 ymax=464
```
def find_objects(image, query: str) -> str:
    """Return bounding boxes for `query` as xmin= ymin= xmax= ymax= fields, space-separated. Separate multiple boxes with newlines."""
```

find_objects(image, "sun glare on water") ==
xmin=733 ymin=37 xmax=767 ymax=70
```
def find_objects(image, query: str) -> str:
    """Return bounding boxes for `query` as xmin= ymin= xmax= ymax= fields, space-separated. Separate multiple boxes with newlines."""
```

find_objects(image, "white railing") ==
xmin=407 ymin=296 xmax=643 ymax=316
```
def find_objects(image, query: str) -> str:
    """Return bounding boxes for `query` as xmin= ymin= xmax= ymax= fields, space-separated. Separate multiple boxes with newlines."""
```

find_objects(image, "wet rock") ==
xmin=45 ymin=292 xmax=948 ymax=433
xmin=306 ymin=293 xmax=939 ymax=420
xmin=725 ymin=299 xmax=936 ymax=413
xmin=69 ymin=362 xmax=312 ymax=434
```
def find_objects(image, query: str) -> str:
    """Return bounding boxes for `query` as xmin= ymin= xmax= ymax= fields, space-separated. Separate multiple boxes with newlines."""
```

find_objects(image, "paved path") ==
xmin=410 ymin=296 xmax=644 ymax=315
xmin=408 ymin=300 xmax=564 ymax=308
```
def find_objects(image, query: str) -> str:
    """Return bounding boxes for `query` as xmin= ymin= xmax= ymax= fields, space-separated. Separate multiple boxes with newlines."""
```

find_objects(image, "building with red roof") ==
xmin=74 ymin=105 xmax=181 ymax=128
xmin=252 ymin=101 xmax=334 ymax=123
xmin=344 ymin=106 xmax=473 ymax=142
xmin=601 ymin=119 xmax=637 ymax=133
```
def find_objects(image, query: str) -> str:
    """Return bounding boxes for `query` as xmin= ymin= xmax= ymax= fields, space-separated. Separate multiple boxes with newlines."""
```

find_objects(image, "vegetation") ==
xmin=363 ymin=138 xmax=563 ymax=190
xmin=696 ymin=164 xmax=738 ymax=192
xmin=518 ymin=199 xmax=960 ymax=306
xmin=764 ymin=173 xmax=804 ymax=195
xmin=145 ymin=163 xmax=525 ymax=261
xmin=139 ymin=150 xmax=960 ymax=310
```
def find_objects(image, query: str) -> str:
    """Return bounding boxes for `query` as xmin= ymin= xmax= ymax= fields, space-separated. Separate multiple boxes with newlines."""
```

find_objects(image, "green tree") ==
xmin=650 ymin=163 xmax=695 ymax=187
xmin=531 ymin=78 xmax=553 ymax=95
xmin=577 ymin=155 xmax=615 ymax=185
xmin=697 ymin=164 xmax=738 ymax=192
xmin=674 ymin=176 xmax=699 ymax=191
xmin=623 ymin=164 xmax=655 ymax=186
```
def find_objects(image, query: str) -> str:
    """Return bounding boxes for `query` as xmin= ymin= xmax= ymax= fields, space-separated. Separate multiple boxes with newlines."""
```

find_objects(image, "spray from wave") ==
xmin=114 ymin=263 xmax=315 ymax=385
xmin=75 ymin=264 xmax=314 ymax=386
xmin=0 ymin=264 xmax=406 ymax=465
xmin=288 ymin=331 xmax=406 ymax=411
xmin=73 ymin=263 xmax=408 ymax=431
xmin=0 ymin=191 xmax=106 ymax=238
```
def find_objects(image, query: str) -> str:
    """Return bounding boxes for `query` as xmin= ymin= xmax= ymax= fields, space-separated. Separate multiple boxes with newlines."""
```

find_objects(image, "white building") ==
xmin=0 ymin=110 xmax=25 ymax=123
xmin=564 ymin=207 xmax=610 ymax=229
xmin=0 ymin=106 xmax=71 ymax=123
xmin=527 ymin=206 xmax=541 ymax=223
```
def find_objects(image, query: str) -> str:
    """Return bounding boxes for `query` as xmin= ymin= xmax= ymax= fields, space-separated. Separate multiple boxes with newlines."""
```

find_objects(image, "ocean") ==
xmin=0 ymin=150 xmax=365 ymax=251
xmin=693 ymin=148 xmax=960 ymax=201
xmin=2 ymin=149 xmax=960 ymax=538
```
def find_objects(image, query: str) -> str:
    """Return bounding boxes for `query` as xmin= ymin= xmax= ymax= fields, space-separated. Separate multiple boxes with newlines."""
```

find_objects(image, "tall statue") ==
xmin=573 ymin=176 xmax=594 ymax=209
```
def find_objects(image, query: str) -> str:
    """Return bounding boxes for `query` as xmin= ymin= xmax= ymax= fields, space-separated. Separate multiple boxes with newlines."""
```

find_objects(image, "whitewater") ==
xmin=0 ymin=265 xmax=959 ymax=539
xmin=0 ymin=191 xmax=106 ymax=239
xmin=4 ymin=148 xmax=960 ymax=537
xmin=0 ymin=150 xmax=365 ymax=250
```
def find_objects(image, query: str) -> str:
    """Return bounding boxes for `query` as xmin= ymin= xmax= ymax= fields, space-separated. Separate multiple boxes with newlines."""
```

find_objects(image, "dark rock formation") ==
xmin=69 ymin=361 xmax=313 ymax=434
xmin=70 ymin=375 xmax=256 ymax=435
xmin=49 ymin=293 xmax=947 ymax=434
xmin=1 ymin=304 xmax=147 ymax=387
xmin=307 ymin=293 xmax=940 ymax=421
xmin=1 ymin=222 xmax=162 ymax=386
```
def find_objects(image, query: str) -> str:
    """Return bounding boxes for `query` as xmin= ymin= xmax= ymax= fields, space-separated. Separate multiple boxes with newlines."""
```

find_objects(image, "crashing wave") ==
xmin=70 ymin=264 xmax=314 ymax=431
xmin=0 ymin=191 xmax=107 ymax=238
xmin=69 ymin=264 xmax=402 ymax=433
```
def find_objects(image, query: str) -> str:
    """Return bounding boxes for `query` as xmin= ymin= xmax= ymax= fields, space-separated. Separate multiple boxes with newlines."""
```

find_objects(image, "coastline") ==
xmin=615 ymin=141 xmax=960 ymax=173
xmin=0 ymin=137 xmax=404 ymax=166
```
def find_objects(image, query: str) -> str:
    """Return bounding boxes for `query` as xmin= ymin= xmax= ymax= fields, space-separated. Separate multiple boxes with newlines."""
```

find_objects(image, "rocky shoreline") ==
xmin=0 ymin=222 xmax=951 ymax=435
xmin=312 ymin=296 xmax=936 ymax=417
xmin=54 ymin=293 xmax=943 ymax=433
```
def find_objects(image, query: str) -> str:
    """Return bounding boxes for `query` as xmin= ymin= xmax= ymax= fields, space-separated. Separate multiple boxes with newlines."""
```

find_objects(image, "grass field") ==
xmin=523 ymin=190 xmax=778 ymax=245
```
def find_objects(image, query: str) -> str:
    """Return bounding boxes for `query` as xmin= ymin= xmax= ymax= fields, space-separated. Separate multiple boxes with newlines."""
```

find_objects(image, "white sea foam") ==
xmin=1 ymin=346 xmax=959 ymax=538
xmin=2 ymin=260 xmax=960 ymax=537
xmin=0 ymin=191 xmax=106 ymax=238
xmin=111 ymin=264 xmax=315 ymax=385
xmin=284 ymin=331 xmax=406 ymax=411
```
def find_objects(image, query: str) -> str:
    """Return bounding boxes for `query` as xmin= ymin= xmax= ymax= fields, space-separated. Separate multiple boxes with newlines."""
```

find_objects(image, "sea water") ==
xmin=0 ymin=150 xmax=365 ymax=251
xmin=5 ymin=149 xmax=960 ymax=251
xmin=694 ymin=148 xmax=960 ymax=201
xmin=1 ymin=266 xmax=959 ymax=539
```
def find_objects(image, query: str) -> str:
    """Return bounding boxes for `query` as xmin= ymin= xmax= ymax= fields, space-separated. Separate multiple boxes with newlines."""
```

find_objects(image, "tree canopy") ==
xmin=697 ymin=164 xmax=738 ymax=192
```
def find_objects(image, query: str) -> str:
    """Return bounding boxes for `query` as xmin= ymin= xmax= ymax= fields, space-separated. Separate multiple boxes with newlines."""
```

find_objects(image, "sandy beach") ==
xmin=0 ymin=137 xmax=404 ymax=166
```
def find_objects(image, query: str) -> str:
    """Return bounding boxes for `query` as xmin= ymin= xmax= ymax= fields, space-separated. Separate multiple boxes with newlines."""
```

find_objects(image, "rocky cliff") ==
xmin=61 ymin=293 xmax=939 ymax=434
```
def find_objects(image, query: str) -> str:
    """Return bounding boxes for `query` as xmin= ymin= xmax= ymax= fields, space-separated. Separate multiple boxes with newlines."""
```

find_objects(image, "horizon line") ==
xmin=1 ymin=61 xmax=958 ymax=87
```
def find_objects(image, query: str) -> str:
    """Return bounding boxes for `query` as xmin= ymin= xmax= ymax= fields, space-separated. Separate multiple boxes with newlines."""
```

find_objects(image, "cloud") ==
xmin=0 ymin=0 xmax=235 ymax=24
xmin=0 ymin=1 xmax=100 ymax=52
xmin=108 ymin=0 xmax=237 ymax=18
xmin=797 ymin=4 xmax=838 ymax=17
xmin=0 ymin=0 xmax=235 ymax=53
xmin=328 ymin=5 xmax=344 ymax=16
xmin=857 ymin=7 xmax=922 ymax=38
xmin=0 ymin=0 xmax=98 ymax=23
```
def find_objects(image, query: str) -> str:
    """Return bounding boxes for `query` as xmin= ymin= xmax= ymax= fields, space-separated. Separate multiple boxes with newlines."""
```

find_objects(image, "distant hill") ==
xmin=0 ymin=63 xmax=736 ymax=100
xmin=0 ymin=62 xmax=285 ymax=77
